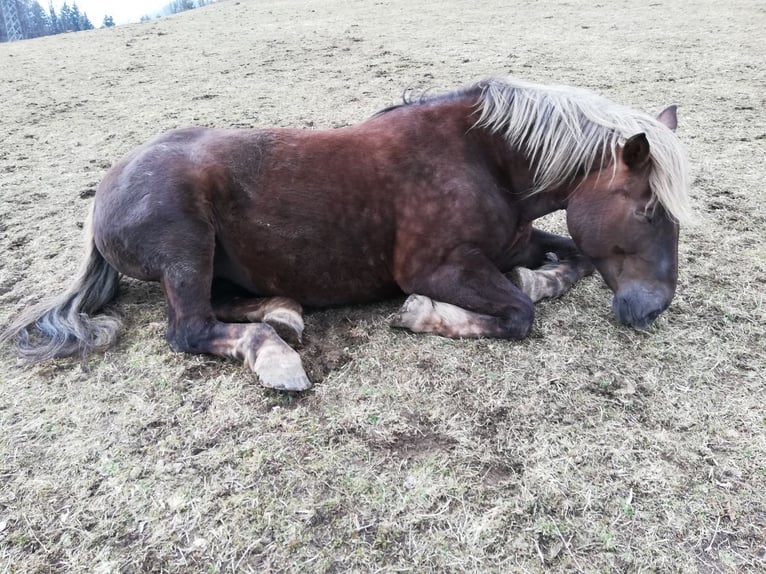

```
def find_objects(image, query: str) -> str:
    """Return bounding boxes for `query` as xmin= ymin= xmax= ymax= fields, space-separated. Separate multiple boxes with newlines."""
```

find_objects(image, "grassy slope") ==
xmin=1 ymin=0 xmax=764 ymax=571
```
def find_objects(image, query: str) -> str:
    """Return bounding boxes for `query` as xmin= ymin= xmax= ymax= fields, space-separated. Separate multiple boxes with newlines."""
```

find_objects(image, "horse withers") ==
xmin=1 ymin=78 xmax=692 ymax=391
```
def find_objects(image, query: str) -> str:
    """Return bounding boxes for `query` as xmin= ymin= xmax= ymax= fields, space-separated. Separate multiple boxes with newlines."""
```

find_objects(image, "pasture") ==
xmin=1 ymin=0 xmax=764 ymax=571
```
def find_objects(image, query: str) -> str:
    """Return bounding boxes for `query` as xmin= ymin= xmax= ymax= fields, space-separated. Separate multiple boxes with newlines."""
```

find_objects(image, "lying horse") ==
xmin=2 ymin=78 xmax=692 ymax=391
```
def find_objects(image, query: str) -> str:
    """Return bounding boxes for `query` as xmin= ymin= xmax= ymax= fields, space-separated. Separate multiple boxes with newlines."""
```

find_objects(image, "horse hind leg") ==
xmin=163 ymin=268 xmax=311 ymax=391
xmin=148 ymin=230 xmax=310 ymax=391
xmin=189 ymin=321 xmax=311 ymax=392
xmin=94 ymin=160 xmax=309 ymax=390
xmin=213 ymin=296 xmax=304 ymax=346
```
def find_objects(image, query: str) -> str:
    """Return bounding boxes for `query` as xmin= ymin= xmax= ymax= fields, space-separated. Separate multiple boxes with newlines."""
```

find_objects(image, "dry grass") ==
xmin=1 ymin=0 xmax=765 ymax=572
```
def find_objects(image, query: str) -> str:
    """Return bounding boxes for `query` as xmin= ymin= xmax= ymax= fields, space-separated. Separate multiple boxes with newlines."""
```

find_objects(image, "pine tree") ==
xmin=102 ymin=14 xmax=114 ymax=27
xmin=69 ymin=1 xmax=81 ymax=31
xmin=167 ymin=0 xmax=196 ymax=14
xmin=48 ymin=0 xmax=59 ymax=33
xmin=26 ymin=0 xmax=51 ymax=38
xmin=59 ymin=1 xmax=72 ymax=31
xmin=79 ymin=10 xmax=92 ymax=30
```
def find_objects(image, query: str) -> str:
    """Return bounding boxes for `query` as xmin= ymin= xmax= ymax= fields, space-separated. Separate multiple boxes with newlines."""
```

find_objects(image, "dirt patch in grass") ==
xmin=2 ymin=0 xmax=766 ymax=572
xmin=300 ymin=305 xmax=385 ymax=384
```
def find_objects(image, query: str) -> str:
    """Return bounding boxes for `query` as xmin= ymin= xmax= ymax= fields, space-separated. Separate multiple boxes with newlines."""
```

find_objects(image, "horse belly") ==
xmin=214 ymin=223 xmax=399 ymax=307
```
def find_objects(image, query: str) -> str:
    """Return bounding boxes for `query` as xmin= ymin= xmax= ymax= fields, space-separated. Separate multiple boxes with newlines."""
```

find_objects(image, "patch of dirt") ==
xmin=300 ymin=306 xmax=377 ymax=383
xmin=370 ymin=416 xmax=458 ymax=462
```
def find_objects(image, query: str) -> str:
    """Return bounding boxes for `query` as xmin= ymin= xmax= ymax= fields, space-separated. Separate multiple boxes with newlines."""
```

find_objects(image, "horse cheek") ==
xmin=565 ymin=204 xmax=601 ymax=259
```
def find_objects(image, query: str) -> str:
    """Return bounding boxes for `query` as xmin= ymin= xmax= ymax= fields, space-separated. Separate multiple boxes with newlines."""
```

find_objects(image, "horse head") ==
xmin=566 ymin=106 xmax=683 ymax=328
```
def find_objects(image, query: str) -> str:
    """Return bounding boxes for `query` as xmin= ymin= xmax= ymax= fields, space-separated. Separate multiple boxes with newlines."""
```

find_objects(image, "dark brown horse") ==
xmin=2 ymin=78 xmax=692 ymax=391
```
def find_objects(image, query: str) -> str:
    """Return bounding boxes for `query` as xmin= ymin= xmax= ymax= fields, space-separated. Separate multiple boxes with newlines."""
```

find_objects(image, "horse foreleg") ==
xmin=508 ymin=259 xmax=591 ymax=302
xmin=213 ymin=296 xmax=304 ymax=346
xmin=392 ymin=294 xmax=507 ymax=338
xmin=391 ymin=248 xmax=533 ymax=339
xmin=507 ymin=228 xmax=594 ymax=303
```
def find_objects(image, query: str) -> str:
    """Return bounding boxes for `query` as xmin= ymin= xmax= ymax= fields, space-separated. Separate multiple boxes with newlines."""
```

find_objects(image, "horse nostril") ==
xmin=613 ymin=287 xmax=669 ymax=328
xmin=644 ymin=308 xmax=662 ymax=324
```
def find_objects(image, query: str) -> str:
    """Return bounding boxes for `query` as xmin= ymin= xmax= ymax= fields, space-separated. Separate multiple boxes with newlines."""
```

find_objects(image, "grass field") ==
xmin=1 ymin=0 xmax=765 ymax=571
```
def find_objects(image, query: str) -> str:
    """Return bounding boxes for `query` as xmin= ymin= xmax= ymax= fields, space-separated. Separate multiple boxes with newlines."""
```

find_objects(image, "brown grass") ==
xmin=1 ymin=0 xmax=765 ymax=571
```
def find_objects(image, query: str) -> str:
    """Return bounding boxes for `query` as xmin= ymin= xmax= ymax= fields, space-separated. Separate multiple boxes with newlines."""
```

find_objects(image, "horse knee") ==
xmin=500 ymin=300 xmax=534 ymax=339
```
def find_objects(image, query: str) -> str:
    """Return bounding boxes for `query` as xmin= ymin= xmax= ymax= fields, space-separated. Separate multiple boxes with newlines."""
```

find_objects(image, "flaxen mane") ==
xmin=383 ymin=78 xmax=693 ymax=224
xmin=474 ymin=78 xmax=693 ymax=224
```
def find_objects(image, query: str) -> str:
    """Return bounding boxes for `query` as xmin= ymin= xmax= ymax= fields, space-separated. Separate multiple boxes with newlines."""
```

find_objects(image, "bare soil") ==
xmin=1 ymin=0 xmax=765 ymax=572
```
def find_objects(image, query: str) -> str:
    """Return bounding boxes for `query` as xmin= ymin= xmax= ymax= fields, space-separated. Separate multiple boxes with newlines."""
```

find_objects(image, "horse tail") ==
xmin=0 ymin=206 xmax=121 ymax=362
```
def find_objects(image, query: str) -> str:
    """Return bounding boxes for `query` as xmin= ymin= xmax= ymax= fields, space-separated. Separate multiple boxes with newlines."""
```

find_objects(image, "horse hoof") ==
xmin=391 ymin=294 xmax=432 ymax=329
xmin=262 ymin=308 xmax=304 ymax=347
xmin=509 ymin=267 xmax=544 ymax=301
xmin=253 ymin=343 xmax=312 ymax=392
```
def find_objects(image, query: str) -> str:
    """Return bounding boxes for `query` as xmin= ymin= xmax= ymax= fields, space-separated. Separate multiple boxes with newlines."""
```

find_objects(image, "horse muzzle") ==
xmin=612 ymin=283 xmax=673 ymax=329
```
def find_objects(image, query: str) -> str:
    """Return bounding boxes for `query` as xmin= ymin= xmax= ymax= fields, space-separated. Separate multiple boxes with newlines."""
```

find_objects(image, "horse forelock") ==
xmin=473 ymin=77 xmax=694 ymax=225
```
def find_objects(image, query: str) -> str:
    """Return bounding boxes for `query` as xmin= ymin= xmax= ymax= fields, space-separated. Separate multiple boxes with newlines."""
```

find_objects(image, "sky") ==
xmin=56 ymin=0 xmax=171 ymax=26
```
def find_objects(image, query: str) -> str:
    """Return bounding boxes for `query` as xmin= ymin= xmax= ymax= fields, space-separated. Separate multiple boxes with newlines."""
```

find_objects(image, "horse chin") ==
xmin=611 ymin=284 xmax=671 ymax=329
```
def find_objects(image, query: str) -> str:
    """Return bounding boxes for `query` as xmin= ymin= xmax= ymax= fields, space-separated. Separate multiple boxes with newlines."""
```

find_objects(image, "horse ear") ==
xmin=623 ymin=133 xmax=650 ymax=170
xmin=657 ymin=105 xmax=678 ymax=131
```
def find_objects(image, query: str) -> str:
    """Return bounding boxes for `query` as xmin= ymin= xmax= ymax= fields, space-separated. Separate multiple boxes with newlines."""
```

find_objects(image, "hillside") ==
xmin=1 ymin=0 xmax=765 ymax=571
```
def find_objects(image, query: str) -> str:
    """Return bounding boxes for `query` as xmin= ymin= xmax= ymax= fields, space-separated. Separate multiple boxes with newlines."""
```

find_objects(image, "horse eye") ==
xmin=634 ymin=210 xmax=653 ymax=223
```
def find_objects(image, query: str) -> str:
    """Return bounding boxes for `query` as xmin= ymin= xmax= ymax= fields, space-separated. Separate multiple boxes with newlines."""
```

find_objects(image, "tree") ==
xmin=69 ymin=1 xmax=80 ymax=30
xmin=159 ymin=0 xmax=213 ymax=16
xmin=102 ymin=14 xmax=114 ymax=27
xmin=47 ymin=0 xmax=59 ymax=33
xmin=64 ymin=2 xmax=91 ymax=30
xmin=166 ymin=0 xmax=195 ymax=14
xmin=0 ymin=0 xmax=95 ymax=41
xmin=26 ymin=0 xmax=51 ymax=38
xmin=79 ymin=10 xmax=92 ymax=30
xmin=58 ymin=1 xmax=72 ymax=31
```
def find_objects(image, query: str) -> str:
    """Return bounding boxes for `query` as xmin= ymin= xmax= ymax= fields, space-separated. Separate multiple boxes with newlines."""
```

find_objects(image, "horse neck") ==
xmin=390 ymin=95 xmax=582 ymax=221
xmin=481 ymin=129 xmax=575 ymax=222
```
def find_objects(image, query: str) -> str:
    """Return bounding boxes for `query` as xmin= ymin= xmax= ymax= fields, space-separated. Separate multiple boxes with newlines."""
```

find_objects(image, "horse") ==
xmin=1 ymin=77 xmax=692 ymax=391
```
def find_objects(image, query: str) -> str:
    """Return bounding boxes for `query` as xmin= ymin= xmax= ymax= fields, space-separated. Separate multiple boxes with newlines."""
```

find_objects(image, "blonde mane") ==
xmin=474 ymin=78 xmax=693 ymax=224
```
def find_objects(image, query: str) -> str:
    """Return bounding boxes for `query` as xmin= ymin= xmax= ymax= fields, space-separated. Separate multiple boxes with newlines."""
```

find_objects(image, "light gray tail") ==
xmin=0 ymin=209 xmax=121 ymax=362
